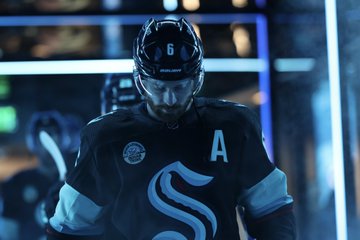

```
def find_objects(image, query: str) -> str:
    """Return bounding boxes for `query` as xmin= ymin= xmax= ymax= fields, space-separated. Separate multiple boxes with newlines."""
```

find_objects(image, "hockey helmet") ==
xmin=133 ymin=17 xmax=204 ymax=82
xmin=26 ymin=110 xmax=82 ymax=154
xmin=101 ymin=73 xmax=144 ymax=114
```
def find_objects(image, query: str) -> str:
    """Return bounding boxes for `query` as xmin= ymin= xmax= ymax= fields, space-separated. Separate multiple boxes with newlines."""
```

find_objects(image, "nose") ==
xmin=163 ymin=89 xmax=177 ymax=106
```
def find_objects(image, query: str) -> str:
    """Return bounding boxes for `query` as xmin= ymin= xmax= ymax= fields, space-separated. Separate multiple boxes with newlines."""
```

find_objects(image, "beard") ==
xmin=147 ymin=97 xmax=193 ymax=123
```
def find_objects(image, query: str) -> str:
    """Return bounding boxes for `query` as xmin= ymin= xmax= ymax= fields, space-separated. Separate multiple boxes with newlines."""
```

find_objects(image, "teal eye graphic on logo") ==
xmin=147 ymin=161 xmax=217 ymax=240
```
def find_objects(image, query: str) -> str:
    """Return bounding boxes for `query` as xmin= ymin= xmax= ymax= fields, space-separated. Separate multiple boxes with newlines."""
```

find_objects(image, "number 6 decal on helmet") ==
xmin=167 ymin=43 xmax=174 ymax=56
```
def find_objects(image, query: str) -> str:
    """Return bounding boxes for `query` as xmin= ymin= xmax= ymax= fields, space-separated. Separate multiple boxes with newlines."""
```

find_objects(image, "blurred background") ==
xmin=0 ymin=0 xmax=359 ymax=239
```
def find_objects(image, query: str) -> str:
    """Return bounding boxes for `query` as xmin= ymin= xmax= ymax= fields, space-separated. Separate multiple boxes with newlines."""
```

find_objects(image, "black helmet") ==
xmin=101 ymin=73 xmax=144 ymax=114
xmin=133 ymin=17 xmax=204 ymax=81
xmin=26 ymin=111 xmax=82 ymax=154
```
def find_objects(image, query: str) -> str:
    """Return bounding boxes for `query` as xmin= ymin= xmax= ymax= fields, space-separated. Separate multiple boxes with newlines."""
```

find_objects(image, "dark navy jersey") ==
xmin=49 ymin=98 xmax=294 ymax=240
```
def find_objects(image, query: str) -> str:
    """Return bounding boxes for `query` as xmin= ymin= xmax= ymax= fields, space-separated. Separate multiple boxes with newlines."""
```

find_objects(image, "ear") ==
xmin=193 ymin=67 xmax=204 ymax=96
xmin=133 ymin=67 xmax=146 ymax=96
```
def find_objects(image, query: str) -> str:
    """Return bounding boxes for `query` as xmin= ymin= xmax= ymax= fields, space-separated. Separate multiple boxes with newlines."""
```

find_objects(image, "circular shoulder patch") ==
xmin=123 ymin=141 xmax=146 ymax=164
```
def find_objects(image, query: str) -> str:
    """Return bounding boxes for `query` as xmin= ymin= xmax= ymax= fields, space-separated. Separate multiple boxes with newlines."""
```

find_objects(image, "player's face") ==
xmin=141 ymin=77 xmax=194 ymax=122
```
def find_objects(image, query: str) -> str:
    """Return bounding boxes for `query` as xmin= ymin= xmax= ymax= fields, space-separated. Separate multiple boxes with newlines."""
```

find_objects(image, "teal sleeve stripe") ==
xmin=49 ymin=183 xmax=105 ymax=235
xmin=239 ymin=168 xmax=293 ymax=218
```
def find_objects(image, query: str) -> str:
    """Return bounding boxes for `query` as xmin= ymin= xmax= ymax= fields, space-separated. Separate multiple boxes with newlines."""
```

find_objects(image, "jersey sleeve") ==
xmin=236 ymin=106 xmax=296 ymax=239
xmin=47 ymin=183 xmax=106 ymax=238
xmin=48 ymin=123 xmax=119 ymax=237
xmin=236 ymin=106 xmax=275 ymax=189
xmin=66 ymin=128 xmax=116 ymax=205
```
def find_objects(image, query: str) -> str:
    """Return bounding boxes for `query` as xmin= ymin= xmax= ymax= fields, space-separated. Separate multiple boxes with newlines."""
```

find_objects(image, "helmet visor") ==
xmin=139 ymin=75 xmax=194 ymax=98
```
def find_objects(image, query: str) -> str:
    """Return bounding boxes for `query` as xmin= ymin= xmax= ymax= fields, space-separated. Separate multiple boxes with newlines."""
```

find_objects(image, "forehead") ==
xmin=144 ymin=77 xmax=193 ymax=87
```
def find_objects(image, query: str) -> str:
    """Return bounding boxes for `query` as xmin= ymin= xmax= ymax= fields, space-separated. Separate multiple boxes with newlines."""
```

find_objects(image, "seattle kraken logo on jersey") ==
xmin=148 ymin=161 xmax=217 ymax=240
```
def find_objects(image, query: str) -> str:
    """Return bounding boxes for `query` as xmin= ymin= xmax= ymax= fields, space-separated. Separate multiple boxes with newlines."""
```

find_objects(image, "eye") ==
xmin=173 ymin=85 xmax=185 ymax=92
xmin=152 ymin=84 xmax=165 ymax=92
xmin=176 ymin=81 xmax=191 ymax=91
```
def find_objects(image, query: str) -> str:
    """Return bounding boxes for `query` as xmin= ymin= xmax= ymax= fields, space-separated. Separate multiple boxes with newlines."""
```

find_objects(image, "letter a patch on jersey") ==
xmin=210 ymin=130 xmax=228 ymax=163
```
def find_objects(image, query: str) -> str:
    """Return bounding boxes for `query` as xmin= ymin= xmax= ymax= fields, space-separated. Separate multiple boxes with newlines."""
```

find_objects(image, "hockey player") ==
xmin=43 ymin=74 xmax=143 ymax=222
xmin=46 ymin=17 xmax=296 ymax=239
xmin=0 ymin=111 xmax=80 ymax=240
xmin=100 ymin=73 xmax=144 ymax=115
xmin=41 ymin=74 xmax=143 ymax=227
